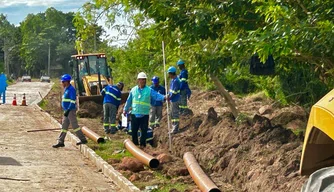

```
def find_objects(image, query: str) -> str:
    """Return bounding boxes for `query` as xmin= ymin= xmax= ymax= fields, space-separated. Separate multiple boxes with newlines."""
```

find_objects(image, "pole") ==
xmin=162 ymin=41 xmax=172 ymax=151
xmin=94 ymin=27 xmax=97 ymax=52
xmin=48 ymin=42 xmax=50 ymax=76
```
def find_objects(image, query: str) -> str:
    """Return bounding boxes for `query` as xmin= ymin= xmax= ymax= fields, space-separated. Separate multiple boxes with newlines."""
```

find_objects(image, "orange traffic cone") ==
xmin=21 ymin=93 xmax=27 ymax=106
xmin=12 ymin=94 xmax=17 ymax=106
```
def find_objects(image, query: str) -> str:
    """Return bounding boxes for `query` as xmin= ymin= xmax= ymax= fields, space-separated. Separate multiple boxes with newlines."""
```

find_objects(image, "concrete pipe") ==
xmin=183 ymin=152 xmax=221 ymax=192
xmin=123 ymin=139 xmax=159 ymax=168
xmin=82 ymin=126 xmax=105 ymax=143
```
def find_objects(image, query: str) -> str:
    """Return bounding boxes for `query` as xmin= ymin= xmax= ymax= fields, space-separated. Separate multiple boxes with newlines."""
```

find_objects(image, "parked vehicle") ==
xmin=22 ymin=75 xmax=32 ymax=82
xmin=40 ymin=75 xmax=50 ymax=83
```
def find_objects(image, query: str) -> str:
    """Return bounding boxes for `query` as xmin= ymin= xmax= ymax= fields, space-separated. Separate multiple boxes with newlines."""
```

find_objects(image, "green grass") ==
xmin=39 ymin=99 xmax=48 ymax=110
xmin=88 ymin=139 xmax=193 ymax=191
xmin=133 ymin=172 xmax=191 ymax=191
xmin=88 ymin=139 xmax=133 ymax=160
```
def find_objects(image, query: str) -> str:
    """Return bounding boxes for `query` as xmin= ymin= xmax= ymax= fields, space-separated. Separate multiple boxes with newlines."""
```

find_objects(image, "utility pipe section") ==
xmin=123 ymin=139 xmax=159 ymax=168
xmin=183 ymin=152 xmax=221 ymax=192
xmin=82 ymin=126 xmax=105 ymax=143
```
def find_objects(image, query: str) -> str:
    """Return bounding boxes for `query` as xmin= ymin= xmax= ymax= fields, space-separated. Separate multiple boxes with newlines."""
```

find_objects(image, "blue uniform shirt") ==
xmin=62 ymin=84 xmax=77 ymax=111
xmin=179 ymin=69 xmax=189 ymax=90
xmin=150 ymin=85 xmax=166 ymax=106
xmin=101 ymin=85 xmax=122 ymax=108
xmin=169 ymin=77 xmax=180 ymax=102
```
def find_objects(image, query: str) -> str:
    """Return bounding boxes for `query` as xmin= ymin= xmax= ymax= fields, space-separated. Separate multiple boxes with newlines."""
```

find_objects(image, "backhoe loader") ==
xmin=300 ymin=89 xmax=334 ymax=175
xmin=69 ymin=53 xmax=128 ymax=105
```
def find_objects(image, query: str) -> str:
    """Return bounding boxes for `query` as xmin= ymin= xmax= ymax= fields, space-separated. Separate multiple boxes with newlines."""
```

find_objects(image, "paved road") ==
xmin=4 ymin=82 xmax=52 ymax=105
xmin=0 ymin=82 xmax=119 ymax=191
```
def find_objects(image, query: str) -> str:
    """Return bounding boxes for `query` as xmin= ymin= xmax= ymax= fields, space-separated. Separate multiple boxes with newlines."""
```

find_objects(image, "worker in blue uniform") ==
xmin=149 ymin=76 xmax=166 ymax=129
xmin=177 ymin=59 xmax=191 ymax=115
xmin=101 ymin=82 xmax=124 ymax=134
xmin=167 ymin=66 xmax=181 ymax=134
xmin=53 ymin=74 xmax=87 ymax=148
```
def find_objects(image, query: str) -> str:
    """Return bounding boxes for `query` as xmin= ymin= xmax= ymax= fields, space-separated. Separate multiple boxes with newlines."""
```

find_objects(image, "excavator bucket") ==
xmin=78 ymin=92 xmax=129 ymax=105
xmin=300 ymin=89 xmax=334 ymax=175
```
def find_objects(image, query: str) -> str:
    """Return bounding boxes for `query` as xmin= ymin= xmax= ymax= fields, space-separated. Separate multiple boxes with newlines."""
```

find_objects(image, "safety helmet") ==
xmin=177 ymin=59 xmax=185 ymax=65
xmin=117 ymin=82 xmax=124 ymax=91
xmin=61 ymin=74 xmax=71 ymax=82
xmin=151 ymin=76 xmax=159 ymax=84
xmin=167 ymin=66 xmax=177 ymax=73
xmin=137 ymin=72 xmax=147 ymax=79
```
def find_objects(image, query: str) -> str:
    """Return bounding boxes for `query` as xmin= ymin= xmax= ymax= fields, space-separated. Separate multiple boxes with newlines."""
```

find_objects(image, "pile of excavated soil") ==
xmin=77 ymin=101 xmax=103 ymax=118
xmin=152 ymin=90 xmax=308 ymax=191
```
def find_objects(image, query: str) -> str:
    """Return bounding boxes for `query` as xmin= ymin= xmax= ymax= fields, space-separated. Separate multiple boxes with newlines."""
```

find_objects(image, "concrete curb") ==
xmin=34 ymin=104 xmax=141 ymax=192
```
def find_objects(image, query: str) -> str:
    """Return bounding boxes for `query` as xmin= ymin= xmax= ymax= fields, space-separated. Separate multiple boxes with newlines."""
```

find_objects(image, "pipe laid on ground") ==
xmin=82 ymin=126 xmax=105 ymax=143
xmin=123 ymin=139 xmax=159 ymax=168
xmin=183 ymin=152 xmax=221 ymax=192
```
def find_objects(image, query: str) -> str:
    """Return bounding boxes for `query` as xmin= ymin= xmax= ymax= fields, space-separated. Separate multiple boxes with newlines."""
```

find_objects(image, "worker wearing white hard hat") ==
xmin=123 ymin=72 xmax=167 ymax=147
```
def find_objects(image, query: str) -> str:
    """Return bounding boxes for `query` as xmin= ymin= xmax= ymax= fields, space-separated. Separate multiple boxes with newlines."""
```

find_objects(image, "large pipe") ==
xmin=123 ymin=139 xmax=159 ymax=168
xmin=82 ymin=126 xmax=105 ymax=143
xmin=183 ymin=152 xmax=221 ymax=192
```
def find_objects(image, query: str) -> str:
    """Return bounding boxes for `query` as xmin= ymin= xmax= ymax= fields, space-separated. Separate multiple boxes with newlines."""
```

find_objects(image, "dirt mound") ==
xmin=153 ymin=92 xmax=308 ymax=191
xmin=77 ymin=101 xmax=103 ymax=118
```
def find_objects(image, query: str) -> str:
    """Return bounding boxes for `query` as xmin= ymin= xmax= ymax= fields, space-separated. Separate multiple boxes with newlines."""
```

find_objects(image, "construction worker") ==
xmin=0 ymin=73 xmax=7 ymax=104
xmin=123 ymin=72 xmax=166 ymax=148
xmin=149 ymin=76 xmax=166 ymax=129
xmin=101 ymin=82 xmax=124 ymax=134
xmin=53 ymin=74 xmax=87 ymax=148
xmin=177 ymin=59 xmax=191 ymax=115
xmin=167 ymin=66 xmax=181 ymax=134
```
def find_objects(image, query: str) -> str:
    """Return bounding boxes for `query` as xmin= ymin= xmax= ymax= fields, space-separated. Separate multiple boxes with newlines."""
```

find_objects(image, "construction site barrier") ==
xmin=82 ymin=126 xmax=105 ymax=143
xmin=183 ymin=152 xmax=221 ymax=192
xmin=123 ymin=139 xmax=159 ymax=168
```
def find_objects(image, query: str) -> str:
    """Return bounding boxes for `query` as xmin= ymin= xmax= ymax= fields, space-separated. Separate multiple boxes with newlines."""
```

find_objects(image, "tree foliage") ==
xmin=75 ymin=0 xmax=334 ymax=106
xmin=20 ymin=8 xmax=77 ymax=76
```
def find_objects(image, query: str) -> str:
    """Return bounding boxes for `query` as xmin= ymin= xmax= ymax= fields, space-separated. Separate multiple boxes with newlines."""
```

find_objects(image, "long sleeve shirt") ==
xmin=179 ymin=69 xmax=189 ymax=90
xmin=124 ymin=85 xmax=165 ymax=117
xmin=62 ymin=85 xmax=77 ymax=111
xmin=101 ymin=85 xmax=122 ymax=108
xmin=169 ymin=77 xmax=180 ymax=102
xmin=150 ymin=85 xmax=166 ymax=106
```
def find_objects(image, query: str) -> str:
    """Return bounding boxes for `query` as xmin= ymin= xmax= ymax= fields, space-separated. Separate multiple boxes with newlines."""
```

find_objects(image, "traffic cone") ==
xmin=12 ymin=94 xmax=17 ymax=106
xmin=21 ymin=93 xmax=27 ymax=106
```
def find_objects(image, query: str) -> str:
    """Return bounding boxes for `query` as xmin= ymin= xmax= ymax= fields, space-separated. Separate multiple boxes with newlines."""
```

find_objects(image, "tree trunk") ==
xmin=210 ymin=74 xmax=239 ymax=119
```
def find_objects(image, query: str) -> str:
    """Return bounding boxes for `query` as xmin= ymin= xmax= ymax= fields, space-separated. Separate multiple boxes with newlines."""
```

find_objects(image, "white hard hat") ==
xmin=137 ymin=72 xmax=147 ymax=79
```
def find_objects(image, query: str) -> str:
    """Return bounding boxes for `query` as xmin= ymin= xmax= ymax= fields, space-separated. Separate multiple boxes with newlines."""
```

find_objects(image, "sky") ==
xmin=0 ymin=0 xmax=84 ymax=25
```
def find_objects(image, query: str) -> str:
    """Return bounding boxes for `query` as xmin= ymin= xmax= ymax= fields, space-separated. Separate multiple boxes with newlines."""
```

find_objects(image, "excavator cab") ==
xmin=70 ymin=53 xmax=111 ymax=97
xmin=300 ymin=89 xmax=334 ymax=175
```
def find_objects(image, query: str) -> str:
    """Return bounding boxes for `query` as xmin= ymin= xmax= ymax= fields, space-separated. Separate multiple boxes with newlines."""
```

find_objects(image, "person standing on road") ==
xmin=123 ymin=72 xmax=166 ymax=148
xmin=177 ymin=59 xmax=191 ymax=115
xmin=149 ymin=76 xmax=166 ymax=129
xmin=167 ymin=66 xmax=181 ymax=134
xmin=0 ymin=73 xmax=7 ymax=104
xmin=101 ymin=82 xmax=124 ymax=134
xmin=53 ymin=74 xmax=87 ymax=148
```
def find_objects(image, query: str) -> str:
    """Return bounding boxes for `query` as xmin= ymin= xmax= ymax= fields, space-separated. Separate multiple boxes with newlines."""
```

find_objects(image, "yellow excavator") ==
xmin=300 ymin=89 xmax=334 ymax=175
xmin=69 ymin=53 xmax=128 ymax=105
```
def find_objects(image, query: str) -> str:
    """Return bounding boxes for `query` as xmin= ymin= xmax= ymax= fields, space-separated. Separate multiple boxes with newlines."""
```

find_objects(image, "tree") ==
xmin=0 ymin=14 xmax=21 ymax=76
xmin=76 ymin=0 xmax=334 ymax=111
xmin=20 ymin=8 xmax=78 ymax=77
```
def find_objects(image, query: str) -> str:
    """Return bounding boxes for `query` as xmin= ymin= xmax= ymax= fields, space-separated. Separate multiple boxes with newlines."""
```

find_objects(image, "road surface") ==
xmin=0 ymin=82 xmax=120 ymax=191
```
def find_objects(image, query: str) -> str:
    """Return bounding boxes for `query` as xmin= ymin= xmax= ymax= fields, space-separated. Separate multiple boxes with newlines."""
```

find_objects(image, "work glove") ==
xmin=64 ymin=110 xmax=70 ymax=117
xmin=186 ymin=88 xmax=192 ymax=99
